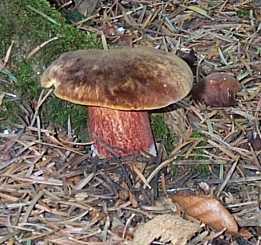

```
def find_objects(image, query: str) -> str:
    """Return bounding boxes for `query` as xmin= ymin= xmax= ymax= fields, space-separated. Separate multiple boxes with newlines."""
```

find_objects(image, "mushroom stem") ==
xmin=88 ymin=106 xmax=157 ymax=158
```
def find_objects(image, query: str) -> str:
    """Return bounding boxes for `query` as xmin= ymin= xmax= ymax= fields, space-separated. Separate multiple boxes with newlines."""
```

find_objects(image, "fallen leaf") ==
xmin=132 ymin=214 xmax=200 ymax=245
xmin=171 ymin=192 xmax=239 ymax=234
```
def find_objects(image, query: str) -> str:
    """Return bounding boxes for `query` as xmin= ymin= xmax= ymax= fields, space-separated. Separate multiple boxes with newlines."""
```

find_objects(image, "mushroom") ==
xmin=192 ymin=72 xmax=240 ymax=107
xmin=40 ymin=47 xmax=193 ymax=158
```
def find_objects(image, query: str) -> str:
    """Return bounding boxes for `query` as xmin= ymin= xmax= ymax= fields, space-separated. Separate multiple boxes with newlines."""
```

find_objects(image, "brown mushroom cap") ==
xmin=41 ymin=47 xmax=193 ymax=110
xmin=192 ymin=72 xmax=240 ymax=107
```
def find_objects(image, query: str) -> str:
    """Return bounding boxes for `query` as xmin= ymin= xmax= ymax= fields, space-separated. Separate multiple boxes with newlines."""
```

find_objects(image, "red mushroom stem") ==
xmin=88 ymin=106 xmax=156 ymax=158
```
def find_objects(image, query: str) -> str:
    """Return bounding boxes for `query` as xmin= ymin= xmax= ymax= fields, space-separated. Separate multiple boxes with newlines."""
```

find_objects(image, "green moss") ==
xmin=191 ymin=130 xmax=209 ymax=176
xmin=151 ymin=114 xmax=175 ymax=152
xmin=44 ymin=97 xmax=88 ymax=139
xmin=169 ymin=130 xmax=209 ymax=177
xmin=236 ymin=9 xmax=250 ymax=18
xmin=0 ymin=0 xmax=101 ymax=133
xmin=17 ymin=62 xmax=40 ymax=99
xmin=191 ymin=131 xmax=204 ymax=140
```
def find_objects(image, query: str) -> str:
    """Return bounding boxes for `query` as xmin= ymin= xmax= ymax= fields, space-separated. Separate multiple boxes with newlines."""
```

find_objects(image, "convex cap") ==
xmin=41 ymin=47 xmax=193 ymax=110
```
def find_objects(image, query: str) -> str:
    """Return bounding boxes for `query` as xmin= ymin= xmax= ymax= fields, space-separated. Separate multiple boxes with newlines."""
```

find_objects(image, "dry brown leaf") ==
xmin=132 ymin=214 xmax=200 ymax=245
xmin=171 ymin=192 xmax=238 ymax=234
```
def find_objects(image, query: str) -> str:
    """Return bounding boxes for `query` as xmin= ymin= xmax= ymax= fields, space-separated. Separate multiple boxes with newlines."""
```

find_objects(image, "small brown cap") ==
xmin=41 ymin=47 xmax=193 ymax=110
xmin=192 ymin=72 xmax=240 ymax=107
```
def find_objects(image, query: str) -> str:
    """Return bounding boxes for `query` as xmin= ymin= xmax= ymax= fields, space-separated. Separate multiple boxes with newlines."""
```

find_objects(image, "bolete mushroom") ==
xmin=192 ymin=72 xmax=240 ymax=107
xmin=40 ymin=47 xmax=193 ymax=158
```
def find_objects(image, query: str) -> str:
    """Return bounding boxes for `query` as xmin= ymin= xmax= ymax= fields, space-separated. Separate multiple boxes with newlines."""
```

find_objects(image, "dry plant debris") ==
xmin=132 ymin=214 xmax=200 ymax=245
xmin=171 ymin=192 xmax=239 ymax=234
xmin=1 ymin=0 xmax=261 ymax=244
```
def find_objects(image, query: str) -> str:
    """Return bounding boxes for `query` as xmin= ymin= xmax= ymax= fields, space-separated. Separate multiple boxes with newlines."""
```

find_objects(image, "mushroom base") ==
xmin=88 ymin=106 xmax=156 ymax=158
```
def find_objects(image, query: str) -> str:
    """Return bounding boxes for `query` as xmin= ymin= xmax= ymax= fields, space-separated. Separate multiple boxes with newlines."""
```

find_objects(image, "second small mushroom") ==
xmin=41 ymin=47 xmax=193 ymax=158
xmin=192 ymin=72 xmax=240 ymax=107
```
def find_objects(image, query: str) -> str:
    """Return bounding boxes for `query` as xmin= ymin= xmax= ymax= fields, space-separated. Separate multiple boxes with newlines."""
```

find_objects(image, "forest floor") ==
xmin=0 ymin=0 xmax=260 ymax=244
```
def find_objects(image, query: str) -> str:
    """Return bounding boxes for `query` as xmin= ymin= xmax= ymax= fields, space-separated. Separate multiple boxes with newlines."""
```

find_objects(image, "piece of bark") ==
xmin=132 ymin=214 xmax=200 ymax=245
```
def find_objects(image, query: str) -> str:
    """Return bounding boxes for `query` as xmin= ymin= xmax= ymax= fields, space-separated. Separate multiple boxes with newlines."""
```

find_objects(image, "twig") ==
xmin=26 ymin=5 xmax=61 ymax=26
xmin=27 ymin=36 xmax=59 ymax=59
xmin=21 ymin=191 xmax=44 ymax=223
xmin=30 ymin=89 xmax=53 ymax=127
xmin=217 ymin=157 xmax=239 ymax=197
